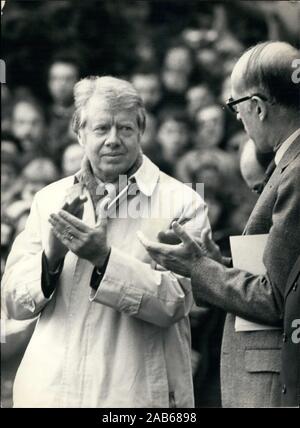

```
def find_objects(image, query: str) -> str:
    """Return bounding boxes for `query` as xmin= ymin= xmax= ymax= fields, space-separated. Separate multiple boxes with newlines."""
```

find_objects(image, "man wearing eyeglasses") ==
xmin=139 ymin=41 xmax=300 ymax=407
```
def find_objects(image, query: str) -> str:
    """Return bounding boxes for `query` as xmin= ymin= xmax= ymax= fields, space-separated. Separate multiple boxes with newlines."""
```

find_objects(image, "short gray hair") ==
xmin=72 ymin=76 xmax=146 ymax=134
xmin=238 ymin=41 xmax=300 ymax=111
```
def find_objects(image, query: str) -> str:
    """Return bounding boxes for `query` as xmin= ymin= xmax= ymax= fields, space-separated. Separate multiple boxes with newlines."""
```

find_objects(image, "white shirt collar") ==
xmin=129 ymin=155 xmax=160 ymax=197
xmin=275 ymin=128 xmax=300 ymax=165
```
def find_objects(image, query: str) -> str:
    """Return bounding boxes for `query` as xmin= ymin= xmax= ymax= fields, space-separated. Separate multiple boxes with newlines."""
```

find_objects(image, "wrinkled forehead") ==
xmin=85 ymin=95 xmax=139 ymax=124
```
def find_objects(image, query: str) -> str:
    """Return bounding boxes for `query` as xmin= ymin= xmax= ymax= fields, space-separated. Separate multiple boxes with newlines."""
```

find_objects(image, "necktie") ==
xmin=252 ymin=158 xmax=276 ymax=194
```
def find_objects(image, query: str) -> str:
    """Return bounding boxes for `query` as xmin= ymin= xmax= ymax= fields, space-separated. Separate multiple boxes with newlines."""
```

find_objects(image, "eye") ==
xmin=95 ymin=125 xmax=109 ymax=133
xmin=119 ymin=125 xmax=134 ymax=135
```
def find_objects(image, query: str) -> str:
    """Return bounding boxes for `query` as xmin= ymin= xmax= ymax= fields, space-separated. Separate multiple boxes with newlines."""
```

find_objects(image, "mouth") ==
xmin=102 ymin=153 xmax=124 ymax=158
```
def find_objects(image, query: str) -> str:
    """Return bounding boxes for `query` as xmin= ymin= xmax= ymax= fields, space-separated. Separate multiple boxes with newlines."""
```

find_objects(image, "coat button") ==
xmin=282 ymin=333 xmax=287 ymax=343
xmin=282 ymin=385 xmax=287 ymax=394
xmin=293 ymin=281 xmax=298 ymax=291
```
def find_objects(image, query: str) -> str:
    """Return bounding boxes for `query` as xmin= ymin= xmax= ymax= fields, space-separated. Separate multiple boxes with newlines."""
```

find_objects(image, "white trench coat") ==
xmin=2 ymin=156 xmax=210 ymax=408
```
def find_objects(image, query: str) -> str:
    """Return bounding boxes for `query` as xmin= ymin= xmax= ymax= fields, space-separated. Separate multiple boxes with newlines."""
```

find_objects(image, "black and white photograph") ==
xmin=1 ymin=0 xmax=299 ymax=412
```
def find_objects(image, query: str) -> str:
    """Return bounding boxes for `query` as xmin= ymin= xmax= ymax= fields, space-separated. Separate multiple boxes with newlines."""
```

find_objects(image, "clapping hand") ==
xmin=48 ymin=198 xmax=111 ymax=269
xmin=138 ymin=221 xmax=204 ymax=278
xmin=46 ymin=195 xmax=87 ymax=271
xmin=138 ymin=223 xmax=224 ymax=278
xmin=158 ymin=226 xmax=223 ymax=264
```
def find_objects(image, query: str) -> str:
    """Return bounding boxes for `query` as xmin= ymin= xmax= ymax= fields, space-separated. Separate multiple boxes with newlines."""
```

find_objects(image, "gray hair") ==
xmin=238 ymin=41 xmax=300 ymax=111
xmin=72 ymin=76 xmax=146 ymax=134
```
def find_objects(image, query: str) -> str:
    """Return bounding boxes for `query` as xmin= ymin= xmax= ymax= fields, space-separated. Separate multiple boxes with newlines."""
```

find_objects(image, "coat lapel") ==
xmin=243 ymin=137 xmax=300 ymax=235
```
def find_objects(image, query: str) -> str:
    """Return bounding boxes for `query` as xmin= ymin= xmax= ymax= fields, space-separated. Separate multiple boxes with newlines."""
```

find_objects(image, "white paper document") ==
xmin=230 ymin=234 xmax=281 ymax=332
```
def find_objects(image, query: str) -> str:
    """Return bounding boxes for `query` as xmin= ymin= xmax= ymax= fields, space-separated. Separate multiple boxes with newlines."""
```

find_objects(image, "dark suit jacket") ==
xmin=281 ymin=255 xmax=300 ymax=407
xmin=191 ymin=136 xmax=300 ymax=407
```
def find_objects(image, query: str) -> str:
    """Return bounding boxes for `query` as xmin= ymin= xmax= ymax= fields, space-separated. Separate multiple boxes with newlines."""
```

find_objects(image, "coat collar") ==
xmin=276 ymin=134 xmax=300 ymax=173
xmin=242 ymin=135 xmax=300 ymax=235
xmin=73 ymin=154 xmax=160 ymax=198
xmin=129 ymin=155 xmax=160 ymax=197
xmin=274 ymin=128 xmax=300 ymax=166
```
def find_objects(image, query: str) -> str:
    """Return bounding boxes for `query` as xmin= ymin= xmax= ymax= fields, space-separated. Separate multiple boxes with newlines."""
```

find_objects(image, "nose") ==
xmin=23 ymin=126 xmax=34 ymax=140
xmin=105 ymin=126 xmax=121 ymax=146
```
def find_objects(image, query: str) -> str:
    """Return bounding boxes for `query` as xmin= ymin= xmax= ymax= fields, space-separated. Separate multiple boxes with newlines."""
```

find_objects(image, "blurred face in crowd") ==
xmin=21 ymin=158 xmax=59 ymax=201
xmin=2 ymin=139 xmax=19 ymax=157
xmin=164 ymin=47 xmax=193 ymax=75
xmin=140 ymin=113 xmax=157 ymax=152
xmin=78 ymin=96 xmax=142 ymax=182
xmin=162 ymin=68 xmax=189 ymax=94
xmin=1 ymin=163 xmax=16 ymax=193
xmin=182 ymin=29 xmax=218 ymax=50
xmin=49 ymin=62 xmax=78 ymax=106
xmin=132 ymin=74 xmax=161 ymax=110
xmin=62 ymin=143 xmax=84 ymax=177
xmin=186 ymin=85 xmax=214 ymax=118
xmin=158 ymin=119 xmax=189 ymax=161
xmin=196 ymin=49 xmax=222 ymax=79
xmin=195 ymin=105 xmax=225 ymax=148
xmin=12 ymin=101 xmax=45 ymax=150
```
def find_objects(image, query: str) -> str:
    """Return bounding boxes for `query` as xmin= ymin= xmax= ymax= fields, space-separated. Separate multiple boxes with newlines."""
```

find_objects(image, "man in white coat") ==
xmin=2 ymin=76 xmax=210 ymax=408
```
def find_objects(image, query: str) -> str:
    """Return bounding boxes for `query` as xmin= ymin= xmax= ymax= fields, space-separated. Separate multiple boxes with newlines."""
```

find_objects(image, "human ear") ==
xmin=77 ymin=129 xmax=85 ymax=147
xmin=253 ymin=96 xmax=267 ymax=121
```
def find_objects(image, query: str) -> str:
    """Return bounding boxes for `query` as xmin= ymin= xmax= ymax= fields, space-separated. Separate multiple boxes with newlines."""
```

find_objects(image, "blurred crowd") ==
xmin=2 ymin=0 xmax=298 ymax=408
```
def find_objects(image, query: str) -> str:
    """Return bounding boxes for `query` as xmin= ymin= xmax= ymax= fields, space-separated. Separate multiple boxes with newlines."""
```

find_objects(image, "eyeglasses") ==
xmin=226 ymin=93 xmax=269 ymax=114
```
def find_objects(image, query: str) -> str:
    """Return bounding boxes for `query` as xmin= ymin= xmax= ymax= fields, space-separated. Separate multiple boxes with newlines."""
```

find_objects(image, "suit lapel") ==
xmin=277 ymin=134 xmax=300 ymax=173
xmin=243 ymin=167 xmax=279 ymax=234
xmin=243 ymin=137 xmax=300 ymax=235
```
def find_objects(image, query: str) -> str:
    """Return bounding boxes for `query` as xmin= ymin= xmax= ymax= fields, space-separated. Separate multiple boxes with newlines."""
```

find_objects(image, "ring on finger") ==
xmin=63 ymin=229 xmax=74 ymax=242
